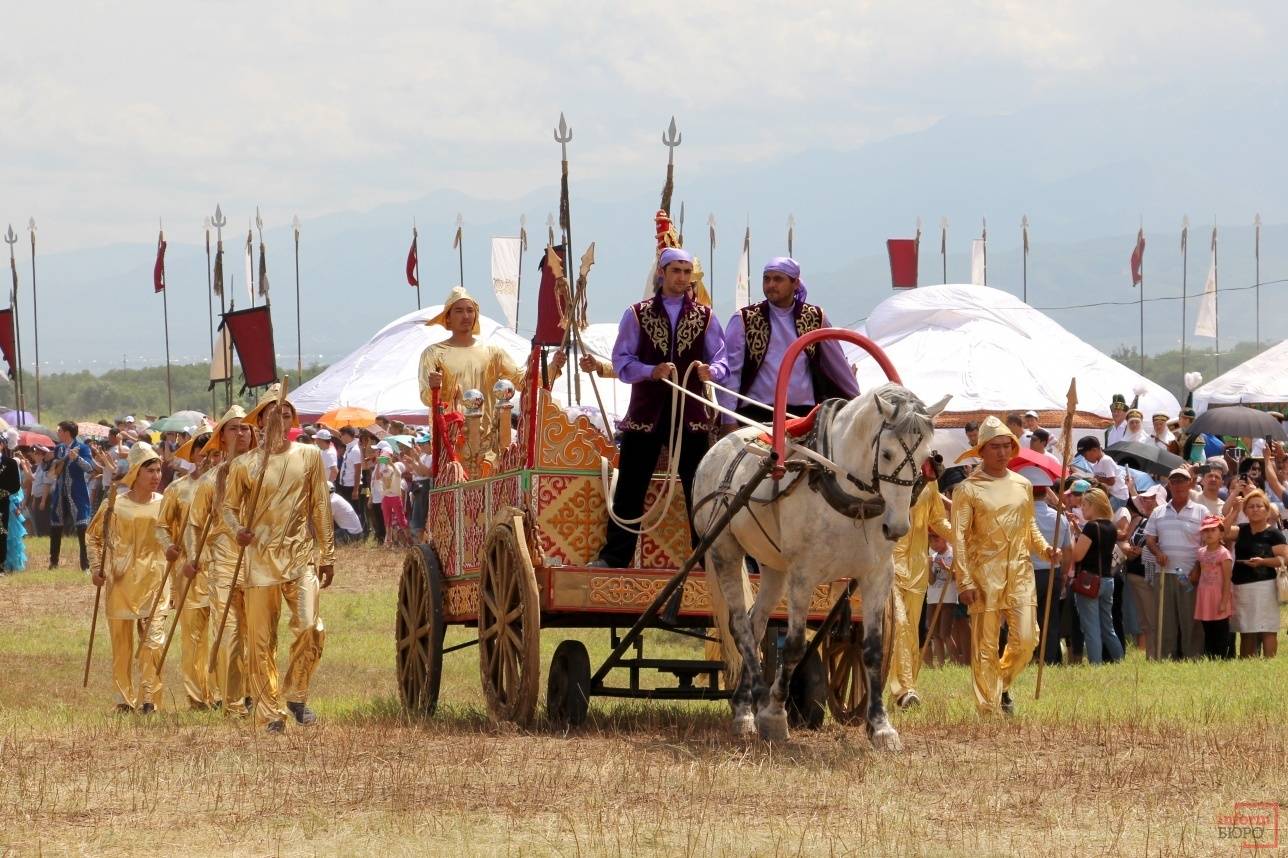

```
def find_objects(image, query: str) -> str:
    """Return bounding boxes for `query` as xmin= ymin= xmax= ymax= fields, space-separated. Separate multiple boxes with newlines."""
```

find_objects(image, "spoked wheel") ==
xmin=478 ymin=507 xmax=541 ymax=726
xmin=396 ymin=544 xmax=446 ymax=715
xmin=546 ymin=639 xmax=592 ymax=727
xmin=822 ymin=594 xmax=895 ymax=724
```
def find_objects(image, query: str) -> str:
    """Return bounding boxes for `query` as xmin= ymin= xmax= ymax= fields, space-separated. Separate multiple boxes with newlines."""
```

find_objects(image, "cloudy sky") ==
xmin=4 ymin=2 xmax=1284 ymax=253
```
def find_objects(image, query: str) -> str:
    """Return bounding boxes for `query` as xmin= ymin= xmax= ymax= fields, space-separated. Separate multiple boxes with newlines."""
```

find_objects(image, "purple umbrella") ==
xmin=1 ymin=410 xmax=35 ymax=426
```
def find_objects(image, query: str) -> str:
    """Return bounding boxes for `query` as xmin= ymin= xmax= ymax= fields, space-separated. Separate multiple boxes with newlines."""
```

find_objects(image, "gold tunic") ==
xmin=87 ymin=492 xmax=169 ymax=621
xmin=223 ymin=443 xmax=335 ymax=588
xmin=156 ymin=475 xmax=207 ymax=608
xmin=418 ymin=339 xmax=523 ymax=432
xmin=950 ymin=469 xmax=1050 ymax=611
xmin=891 ymin=480 xmax=951 ymax=593
xmin=186 ymin=465 xmax=240 ymax=580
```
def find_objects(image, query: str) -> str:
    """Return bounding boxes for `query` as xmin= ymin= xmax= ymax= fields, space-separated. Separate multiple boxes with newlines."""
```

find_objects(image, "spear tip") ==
xmin=292 ymin=214 xmax=301 ymax=231
xmin=27 ymin=217 xmax=36 ymax=232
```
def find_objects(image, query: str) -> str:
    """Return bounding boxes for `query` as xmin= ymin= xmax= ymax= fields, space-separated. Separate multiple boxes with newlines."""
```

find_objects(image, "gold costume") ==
xmin=951 ymin=468 xmax=1050 ymax=713
xmin=157 ymin=473 xmax=211 ymax=708
xmin=187 ymin=464 xmax=247 ymax=714
xmin=87 ymin=487 xmax=169 ymax=710
xmin=888 ymin=480 xmax=951 ymax=702
xmin=223 ymin=434 xmax=334 ymax=728
xmin=417 ymin=341 xmax=523 ymax=448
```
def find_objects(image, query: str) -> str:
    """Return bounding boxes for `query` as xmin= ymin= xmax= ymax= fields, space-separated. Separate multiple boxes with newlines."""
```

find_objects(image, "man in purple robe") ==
xmin=591 ymin=248 xmax=728 ymax=569
xmin=720 ymin=257 xmax=859 ymax=425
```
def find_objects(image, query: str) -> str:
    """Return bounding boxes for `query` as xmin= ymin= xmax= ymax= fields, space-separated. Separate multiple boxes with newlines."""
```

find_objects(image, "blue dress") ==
xmin=49 ymin=440 xmax=95 ymax=528
xmin=6 ymin=489 xmax=25 ymax=571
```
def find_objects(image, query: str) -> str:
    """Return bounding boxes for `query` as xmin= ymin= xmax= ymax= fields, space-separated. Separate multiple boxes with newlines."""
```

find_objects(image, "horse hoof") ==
xmin=870 ymin=725 xmax=903 ymax=752
xmin=732 ymin=713 xmax=756 ymax=737
xmin=755 ymin=710 xmax=790 ymax=742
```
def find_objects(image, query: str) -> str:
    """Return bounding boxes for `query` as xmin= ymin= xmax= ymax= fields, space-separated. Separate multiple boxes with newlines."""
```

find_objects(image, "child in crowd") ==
xmin=925 ymin=531 xmax=957 ymax=667
xmin=375 ymin=453 xmax=410 ymax=548
xmin=1193 ymin=515 xmax=1233 ymax=659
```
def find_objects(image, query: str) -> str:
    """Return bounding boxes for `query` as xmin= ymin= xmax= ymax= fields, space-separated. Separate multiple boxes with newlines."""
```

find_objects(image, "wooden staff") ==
xmin=207 ymin=377 xmax=288 ymax=674
xmin=136 ymin=496 xmax=197 ymax=660
xmin=1035 ymin=379 xmax=1077 ymax=700
xmin=82 ymin=475 xmax=122 ymax=688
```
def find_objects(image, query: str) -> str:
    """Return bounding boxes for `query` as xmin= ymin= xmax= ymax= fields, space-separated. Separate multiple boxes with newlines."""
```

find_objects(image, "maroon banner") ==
xmin=405 ymin=235 xmax=419 ymax=287
xmin=153 ymin=235 xmax=167 ymax=293
xmin=886 ymin=238 xmax=918 ymax=289
xmin=532 ymin=246 xmax=566 ymax=347
xmin=0 ymin=308 xmax=14 ymax=379
xmin=1130 ymin=229 xmax=1145 ymax=286
xmin=222 ymin=305 xmax=277 ymax=389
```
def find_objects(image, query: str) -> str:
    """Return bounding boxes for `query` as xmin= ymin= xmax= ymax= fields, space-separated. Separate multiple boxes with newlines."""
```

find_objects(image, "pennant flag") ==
xmin=213 ymin=242 xmax=224 ymax=297
xmin=222 ymin=305 xmax=278 ymax=389
xmin=0 ymin=307 xmax=15 ymax=379
xmin=533 ymin=246 xmax=567 ymax=347
xmin=735 ymin=226 xmax=750 ymax=307
xmin=886 ymin=239 xmax=918 ymax=289
xmin=1130 ymin=228 xmax=1145 ymax=286
xmin=490 ymin=237 xmax=522 ymax=331
xmin=209 ymin=324 xmax=233 ymax=390
xmin=1194 ymin=229 xmax=1218 ymax=338
xmin=406 ymin=229 xmax=419 ymax=287
xmin=153 ymin=231 xmax=167 ymax=293
xmin=244 ymin=230 xmax=255 ymax=302
xmin=257 ymin=241 xmax=270 ymax=298
xmin=452 ymin=214 xmax=463 ymax=250
xmin=970 ymin=240 xmax=986 ymax=285
xmin=1022 ymin=215 xmax=1030 ymax=255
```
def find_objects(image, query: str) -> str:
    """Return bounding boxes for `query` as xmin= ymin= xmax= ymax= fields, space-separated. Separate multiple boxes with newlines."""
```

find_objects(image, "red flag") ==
xmin=886 ymin=239 xmax=918 ymax=289
xmin=222 ymin=305 xmax=277 ymax=389
xmin=153 ymin=232 xmax=167 ymax=293
xmin=1130 ymin=228 xmax=1145 ymax=286
xmin=0 ymin=307 xmax=14 ymax=380
xmin=405 ymin=230 xmax=419 ymax=287
xmin=533 ymin=246 xmax=566 ymax=346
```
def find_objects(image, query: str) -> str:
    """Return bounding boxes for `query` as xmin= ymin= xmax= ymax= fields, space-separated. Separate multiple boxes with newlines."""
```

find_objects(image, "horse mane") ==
xmin=867 ymin=382 xmax=933 ymax=437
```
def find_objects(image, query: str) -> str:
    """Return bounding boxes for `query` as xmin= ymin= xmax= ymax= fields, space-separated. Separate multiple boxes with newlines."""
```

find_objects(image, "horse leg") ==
xmin=859 ymin=563 xmax=903 ymax=752
xmin=708 ymin=539 xmax=763 ymax=737
xmin=756 ymin=577 xmax=811 ymax=742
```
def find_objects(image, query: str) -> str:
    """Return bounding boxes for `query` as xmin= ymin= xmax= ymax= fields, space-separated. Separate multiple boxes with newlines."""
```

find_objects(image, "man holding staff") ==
xmin=224 ymin=385 xmax=335 ymax=733
xmin=86 ymin=442 xmax=167 ymax=713
xmin=184 ymin=407 xmax=254 ymax=716
xmin=952 ymin=417 xmax=1058 ymax=715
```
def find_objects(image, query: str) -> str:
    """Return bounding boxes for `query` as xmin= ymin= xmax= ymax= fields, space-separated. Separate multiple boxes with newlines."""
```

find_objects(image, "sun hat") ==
xmin=955 ymin=416 xmax=1019 ymax=463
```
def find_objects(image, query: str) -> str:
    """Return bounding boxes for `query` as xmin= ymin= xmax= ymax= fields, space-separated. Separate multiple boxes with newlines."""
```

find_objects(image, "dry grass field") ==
xmin=2 ymin=539 xmax=1286 ymax=857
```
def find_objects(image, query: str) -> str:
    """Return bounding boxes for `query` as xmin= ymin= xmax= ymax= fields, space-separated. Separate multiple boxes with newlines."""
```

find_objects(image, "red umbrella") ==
xmin=15 ymin=430 xmax=55 ymax=448
xmin=1008 ymin=447 xmax=1064 ymax=483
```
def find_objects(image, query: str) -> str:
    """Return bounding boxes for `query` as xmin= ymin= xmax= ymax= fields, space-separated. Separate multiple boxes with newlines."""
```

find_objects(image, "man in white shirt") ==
xmin=338 ymin=426 xmax=366 ymax=539
xmin=314 ymin=429 xmax=339 ymax=482
xmin=1077 ymin=436 xmax=1129 ymax=510
xmin=1105 ymin=395 xmax=1130 ymax=447
xmin=1020 ymin=410 xmax=1041 ymax=447
xmin=1029 ymin=428 xmax=1061 ymax=467
xmin=328 ymin=483 xmax=364 ymax=544
xmin=1143 ymin=468 xmax=1205 ymax=660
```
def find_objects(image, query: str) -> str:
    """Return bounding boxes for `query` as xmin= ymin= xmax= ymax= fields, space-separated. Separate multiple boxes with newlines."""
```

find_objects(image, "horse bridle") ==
xmin=809 ymin=397 xmax=927 ymax=519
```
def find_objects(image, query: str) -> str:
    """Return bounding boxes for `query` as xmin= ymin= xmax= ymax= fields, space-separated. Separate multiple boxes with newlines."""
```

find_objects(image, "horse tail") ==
xmin=704 ymin=557 xmax=754 ymax=690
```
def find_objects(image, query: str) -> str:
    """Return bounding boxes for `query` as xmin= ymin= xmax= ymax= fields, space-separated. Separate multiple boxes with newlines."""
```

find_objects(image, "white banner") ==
xmin=735 ymin=242 xmax=750 ymax=308
xmin=490 ymin=237 xmax=522 ymax=331
xmin=244 ymin=237 xmax=255 ymax=303
xmin=970 ymin=239 xmax=987 ymax=285
xmin=1194 ymin=250 xmax=1218 ymax=338
xmin=210 ymin=325 xmax=233 ymax=384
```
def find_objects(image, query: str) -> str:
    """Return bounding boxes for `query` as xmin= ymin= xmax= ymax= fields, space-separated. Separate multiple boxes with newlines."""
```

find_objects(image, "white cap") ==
xmin=1023 ymin=410 xmax=1039 ymax=419
xmin=314 ymin=429 xmax=333 ymax=440
xmin=1016 ymin=465 xmax=1054 ymax=487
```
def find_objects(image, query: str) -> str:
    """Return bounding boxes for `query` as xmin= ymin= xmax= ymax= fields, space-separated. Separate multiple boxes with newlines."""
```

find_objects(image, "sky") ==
xmin=1 ymin=2 xmax=1286 ymax=377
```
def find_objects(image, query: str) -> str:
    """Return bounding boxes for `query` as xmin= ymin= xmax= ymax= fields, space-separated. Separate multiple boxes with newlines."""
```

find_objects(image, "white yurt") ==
xmin=1192 ymin=339 xmax=1288 ymax=412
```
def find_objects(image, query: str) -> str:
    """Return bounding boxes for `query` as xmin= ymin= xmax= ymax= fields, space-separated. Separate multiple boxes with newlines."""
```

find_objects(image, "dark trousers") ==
xmin=598 ymin=425 xmax=709 ymax=568
xmin=369 ymin=501 xmax=386 ymax=543
xmin=410 ymin=481 xmax=431 ymax=534
xmin=51 ymin=524 xmax=89 ymax=571
xmin=1201 ymin=619 xmax=1233 ymax=659
xmin=1033 ymin=568 xmax=1064 ymax=666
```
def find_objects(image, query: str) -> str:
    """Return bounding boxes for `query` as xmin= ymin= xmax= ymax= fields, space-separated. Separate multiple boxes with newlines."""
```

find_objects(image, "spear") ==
xmin=939 ymin=217 xmax=948 ymax=284
xmin=207 ymin=376 xmax=288 ymax=673
xmin=4 ymin=225 xmax=23 ymax=417
xmin=1180 ymin=216 xmax=1189 ymax=381
xmin=514 ymin=215 xmax=527 ymax=334
xmin=554 ymin=112 xmax=577 ymax=401
xmin=707 ymin=214 xmax=716 ymax=308
xmin=212 ymin=204 xmax=231 ymax=409
xmin=292 ymin=215 xmax=302 ymax=377
xmin=787 ymin=214 xmax=795 ymax=257
xmin=83 ymin=475 xmax=123 ymax=687
xmin=678 ymin=202 xmax=686 ymax=246
xmin=659 ymin=116 xmax=680 ymax=215
xmin=27 ymin=218 xmax=39 ymax=422
xmin=1035 ymin=378 xmax=1077 ymax=700
xmin=157 ymin=222 xmax=174 ymax=413
xmin=204 ymin=217 xmax=216 ymax=415
xmin=452 ymin=213 xmax=465 ymax=288
xmin=1021 ymin=214 xmax=1030 ymax=304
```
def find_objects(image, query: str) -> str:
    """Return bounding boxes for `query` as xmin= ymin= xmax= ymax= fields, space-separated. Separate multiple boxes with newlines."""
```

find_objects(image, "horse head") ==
xmin=866 ymin=385 xmax=949 ymax=540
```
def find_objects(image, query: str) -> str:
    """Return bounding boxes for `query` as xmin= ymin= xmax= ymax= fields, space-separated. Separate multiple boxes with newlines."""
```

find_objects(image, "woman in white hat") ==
xmin=86 ymin=442 xmax=167 ymax=713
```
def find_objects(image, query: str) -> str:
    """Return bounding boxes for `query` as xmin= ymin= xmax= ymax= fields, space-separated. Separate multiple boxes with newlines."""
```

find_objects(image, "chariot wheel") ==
xmin=396 ymin=544 xmax=446 ymax=715
xmin=822 ymin=594 xmax=895 ymax=724
xmin=546 ymin=639 xmax=592 ymax=727
xmin=478 ymin=507 xmax=542 ymax=726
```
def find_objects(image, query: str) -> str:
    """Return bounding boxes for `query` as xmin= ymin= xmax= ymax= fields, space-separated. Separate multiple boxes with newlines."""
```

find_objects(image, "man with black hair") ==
xmin=49 ymin=421 xmax=95 ymax=571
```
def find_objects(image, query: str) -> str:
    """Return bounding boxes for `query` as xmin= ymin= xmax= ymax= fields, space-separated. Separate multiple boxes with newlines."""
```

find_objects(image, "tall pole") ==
xmin=1138 ymin=216 xmax=1145 ymax=375
xmin=514 ymin=215 xmax=526 ymax=334
xmin=158 ymin=224 xmax=173 ymax=413
xmin=1254 ymin=213 xmax=1262 ymax=351
xmin=555 ymin=113 xmax=575 ymax=402
xmin=3 ymin=225 xmax=22 ymax=419
xmin=787 ymin=214 xmax=795 ymax=257
xmin=412 ymin=221 xmax=422 ymax=310
xmin=205 ymin=217 xmax=216 ymax=415
xmin=1021 ymin=214 xmax=1029 ymax=304
xmin=1213 ymin=222 xmax=1220 ymax=375
xmin=454 ymin=213 xmax=465 ymax=288
xmin=293 ymin=215 xmax=303 ymax=378
xmin=940 ymin=217 xmax=948 ymax=283
xmin=212 ymin=204 xmax=231 ymax=410
xmin=981 ymin=218 xmax=988 ymax=287
xmin=1180 ymin=216 xmax=1189 ymax=382
xmin=27 ymin=218 xmax=39 ymax=422
xmin=707 ymin=213 xmax=716 ymax=310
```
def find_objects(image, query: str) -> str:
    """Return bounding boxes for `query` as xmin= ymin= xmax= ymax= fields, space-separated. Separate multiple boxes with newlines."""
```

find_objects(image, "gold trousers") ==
xmin=107 ymin=616 xmax=166 ymax=709
xmin=178 ymin=603 xmax=212 ymax=707
xmin=208 ymin=576 xmax=248 ymax=716
xmin=243 ymin=568 xmax=326 ymax=727
xmin=969 ymin=603 xmax=1037 ymax=714
xmin=887 ymin=585 xmax=925 ymax=701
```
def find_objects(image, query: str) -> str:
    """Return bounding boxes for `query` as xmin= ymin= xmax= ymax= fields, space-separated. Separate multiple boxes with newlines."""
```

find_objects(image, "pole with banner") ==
xmin=1130 ymin=223 xmax=1146 ymax=374
xmin=787 ymin=214 xmax=795 ymax=257
xmin=204 ymin=217 xmax=216 ymax=415
xmin=27 ymin=219 xmax=40 ymax=421
xmin=515 ymin=215 xmax=527 ymax=333
xmin=554 ymin=112 xmax=576 ymax=401
xmin=453 ymin=213 xmax=465 ymax=288
xmin=154 ymin=223 xmax=173 ymax=412
xmin=707 ymin=214 xmax=716 ymax=309
xmin=405 ymin=222 xmax=421 ymax=310
xmin=1021 ymin=215 xmax=1030 ymax=304
xmin=940 ymin=217 xmax=948 ymax=283
xmin=211 ymin=204 xmax=231 ymax=409
xmin=4 ymin=225 xmax=23 ymax=416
